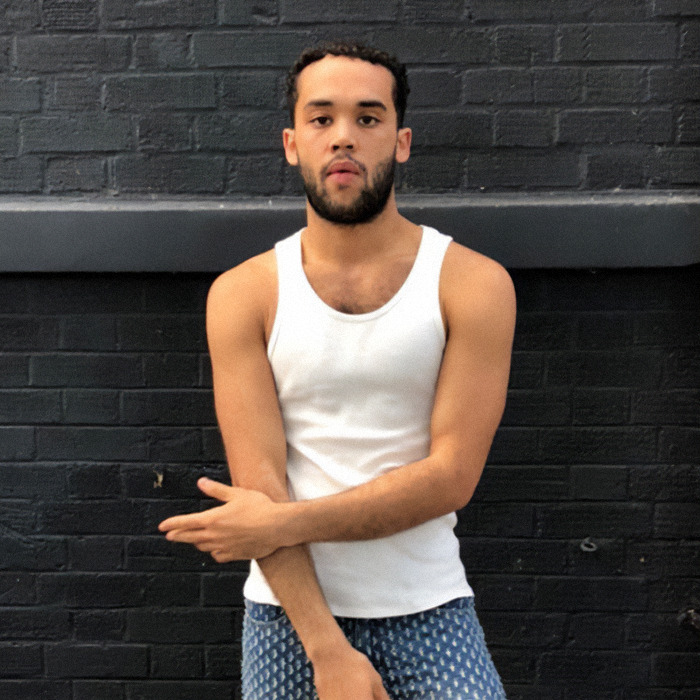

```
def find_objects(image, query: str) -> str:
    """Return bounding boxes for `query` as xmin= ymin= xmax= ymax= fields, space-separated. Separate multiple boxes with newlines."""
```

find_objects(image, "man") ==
xmin=160 ymin=41 xmax=515 ymax=699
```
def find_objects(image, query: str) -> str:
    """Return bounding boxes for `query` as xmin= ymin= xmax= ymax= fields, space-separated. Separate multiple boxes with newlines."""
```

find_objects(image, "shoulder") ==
xmin=206 ymin=249 xmax=278 ymax=348
xmin=440 ymin=241 xmax=516 ymax=340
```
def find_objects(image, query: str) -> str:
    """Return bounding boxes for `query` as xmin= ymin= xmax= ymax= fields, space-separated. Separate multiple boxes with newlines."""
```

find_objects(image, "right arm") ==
xmin=204 ymin=255 xmax=388 ymax=699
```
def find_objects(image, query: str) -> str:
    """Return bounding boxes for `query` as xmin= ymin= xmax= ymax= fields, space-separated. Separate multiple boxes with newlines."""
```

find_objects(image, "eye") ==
xmin=311 ymin=116 xmax=331 ymax=126
xmin=358 ymin=115 xmax=379 ymax=126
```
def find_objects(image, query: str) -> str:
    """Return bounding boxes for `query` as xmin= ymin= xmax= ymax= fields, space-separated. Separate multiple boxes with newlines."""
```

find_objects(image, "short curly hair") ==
xmin=285 ymin=40 xmax=410 ymax=128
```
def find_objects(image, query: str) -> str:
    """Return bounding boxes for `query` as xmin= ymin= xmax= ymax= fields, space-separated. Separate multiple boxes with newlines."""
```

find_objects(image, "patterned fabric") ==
xmin=242 ymin=597 xmax=506 ymax=699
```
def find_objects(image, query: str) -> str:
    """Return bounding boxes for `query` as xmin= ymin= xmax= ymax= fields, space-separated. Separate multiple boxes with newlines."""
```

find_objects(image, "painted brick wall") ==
xmin=1 ymin=1 xmax=699 ymax=698
xmin=0 ymin=0 xmax=698 ymax=194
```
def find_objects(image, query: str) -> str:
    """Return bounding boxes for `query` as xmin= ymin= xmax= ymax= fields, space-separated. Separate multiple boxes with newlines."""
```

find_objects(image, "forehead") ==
xmin=295 ymin=55 xmax=395 ymax=109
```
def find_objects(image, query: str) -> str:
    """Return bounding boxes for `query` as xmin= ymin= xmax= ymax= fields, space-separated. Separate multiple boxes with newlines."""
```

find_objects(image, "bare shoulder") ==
xmin=440 ymin=242 xmax=516 ymax=337
xmin=206 ymin=249 xmax=278 ymax=347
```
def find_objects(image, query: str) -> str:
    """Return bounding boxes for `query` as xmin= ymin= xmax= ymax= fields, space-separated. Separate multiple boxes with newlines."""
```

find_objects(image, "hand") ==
xmin=158 ymin=477 xmax=283 ymax=562
xmin=312 ymin=647 xmax=390 ymax=700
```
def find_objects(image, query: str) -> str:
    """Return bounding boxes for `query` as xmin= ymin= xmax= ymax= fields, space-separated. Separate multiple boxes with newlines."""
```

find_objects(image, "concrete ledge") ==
xmin=0 ymin=192 xmax=698 ymax=271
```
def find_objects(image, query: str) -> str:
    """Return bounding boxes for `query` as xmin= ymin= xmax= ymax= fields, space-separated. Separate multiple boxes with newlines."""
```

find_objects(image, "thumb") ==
xmin=197 ymin=477 xmax=234 ymax=502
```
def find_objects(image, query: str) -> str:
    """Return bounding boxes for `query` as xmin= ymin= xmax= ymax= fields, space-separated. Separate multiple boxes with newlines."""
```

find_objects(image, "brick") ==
xmin=572 ymin=388 xmax=630 ymax=425
xmin=508 ymin=352 xmax=544 ymax=389
xmin=197 ymin=112 xmax=288 ymax=152
xmin=38 ymin=573 xmax=145 ymax=608
xmin=0 ymin=465 xmax=66 ymax=500
xmin=67 ymin=463 xmax=121 ymax=498
xmin=628 ymin=541 xmax=700 ymax=576
xmin=127 ymin=609 xmax=236 ymax=643
xmin=280 ymin=0 xmax=398 ymax=22
xmin=632 ymin=390 xmax=700 ymax=426
xmin=537 ymin=503 xmax=651 ymax=538
xmin=127 ymin=681 xmax=234 ymax=700
xmin=114 ymin=155 xmax=227 ymax=194
xmin=664 ymin=349 xmax=700 ymax=389
xmin=495 ymin=110 xmax=553 ymax=147
xmin=464 ymin=68 xmax=533 ymax=104
xmin=0 ymin=117 xmax=17 ymax=155
xmin=501 ymin=389 xmax=571 ymax=426
xmin=46 ymin=157 xmax=106 ymax=193
xmin=653 ymin=0 xmax=700 ymax=16
xmin=535 ymin=576 xmax=648 ymax=612
xmin=147 ymin=427 xmax=206 ymax=462
xmin=73 ymin=610 xmax=126 ymax=642
xmin=60 ymin=315 xmax=118 ymax=349
xmin=125 ymin=535 xmax=211 ymax=571
xmin=679 ymin=105 xmax=700 ymax=144
xmin=220 ymin=71 xmax=280 ymax=110
xmin=202 ymin=573 xmax=247 ymax=606
xmin=28 ymin=277 xmax=143 ymax=314
xmin=651 ymin=653 xmax=700 ymax=687
xmin=487 ymin=427 xmax=539 ymax=465
xmin=138 ymin=115 xmax=193 ymax=152
xmin=133 ymin=33 xmax=192 ymax=70
xmin=495 ymin=25 xmax=555 ymax=64
xmin=638 ymin=311 xmax=700 ymax=348
xmin=627 ymin=613 xmax=700 ymax=652
xmin=220 ymin=0 xmax=277 ymax=25
xmin=539 ymin=651 xmax=649 ymax=687
xmin=0 ymin=78 xmax=42 ymax=112
xmin=473 ymin=465 xmax=569 ymax=502
xmin=143 ymin=573 xmax=201 ymax=606
xmin=0 ymin=607 xmax=70 ymax=640
xmin=47 ymin=76 xmax=102 ymax=111
xmin=64 ymin=389 xmax=120 ymax=424
xmin=585 ymin=148 xmax=651 ymax=189
xmin=479 ymin=611 xmax=566 ymax=648
xmin=557 ymin=24 xmax=677 ymax=62
xmin=460 ymin=502 xmax=536 ymax=537
xmin=118 ymin=316 xmax=206 ymax=352
xmin=0 ymin=389 xmax=61 ymax=424
xmin=41 ymin=0 xmax=99 ymax=30
xmin=567 ymin=538 xmax=627 ymax=576
xmin=649 ymin=67 xmax=700 ymax=102
xmin=659 ymin=427 xmax=700 ymax=463
xmin=629 ymin=465 xmax=700 ymax=502
xmin=402 ymin=0 xmax=464 ymax=23
xmin=0 ymin=535 xmax=68 ymax=571
xmin=649 ymin=577 xmax=700 ymax=612
xmin=0 ymin=1 xmax=40 ymax=30
xmin=0 ymin=317 xmax=59 ymax=351
xmin=0 ymin=643 xmax=42 ymax=677
xmin=22 ymin=115 xmax=133 ymax=154
xmin=680 ymin=21 xmax=700 ymax=60
xmin=557 ymin=109 xmax=673 ymax=144
xmin=0 ymin=157 xmax=43 ymax=193
xmin=533 ymin=67 xmax=582 ymax=103
xmin=15 ymin=35 xmax=131 ymax=72
xmin=546 ymin=350 xmax=664 ymax=388
xmin=567 ymin=613 xmax=626 ymax=649
xmin=649 ymin=147 xmax=700 ymax=187
xmin=151 ymin=645 xmax=203 ymax=678
xmin=121 ymin=389 xmax=215 ymax=426
xmin=35 ymin=427 xmax=147 ymax=461
xmin=193 ymin=31 xmax=310 ymax=68
xmin=467 ymin=150 xmax=581 ymax=188
xmin=143 ymin=353 xmax=200 ymax=388
xmin=399 ymin=152 xmax=464 ymax=192
xmin=103 ymin=0 xmax=217 ymax=28
xmin=45 ymin=643 xmax=148 ymax=678
xmin=205 ymin=645 xmax=240 ymax=678
xmin=460 ymin=538 xmax=568 ymax=574
xmin=514 ymin=313 xmax=574 ymax=350
xmin=69 ymin=536 xmax=124 ymax=571
xmin=407 ymin=70 xmax=461 ymax=109
xmin=228 ymin=154 xmax=286 ymax=195
xmin=0 ymin=573 xmax=35 ymax=605
xmin=72 ymin=681 xmax=125 ymax=700
xmin=0 ymin=681 xmax=71 ymax=700
xmin=539 ymin=427 xmax=657 ymax=463
xmin=31 ymin=354 xmax=143 ymax=388
xmin=106 ymin=75 xmax=217 ymax=111
xmin=570 ymin=465 xmax=628 ymax=499
xmin=410 ymin=111 xmax=492 ymax=147
xmin=373 ymin=27 xmax=494 ymax=64
xmin=468 ymin=575 xmax=537 ymax=611
xmin=583 ymin=67 xmax=647 ymax=104
xmin=0 ymin=427 xmax=34 ymax=460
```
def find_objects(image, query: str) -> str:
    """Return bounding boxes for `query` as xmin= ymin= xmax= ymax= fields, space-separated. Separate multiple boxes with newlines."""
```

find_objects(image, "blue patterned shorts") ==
xmin=242 ymin=597 xmax=506 ymax=699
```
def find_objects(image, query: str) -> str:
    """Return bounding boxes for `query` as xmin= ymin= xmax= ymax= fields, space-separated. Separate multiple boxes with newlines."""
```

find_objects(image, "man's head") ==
xmin=286 ymin=40 xmax=410 ymax=129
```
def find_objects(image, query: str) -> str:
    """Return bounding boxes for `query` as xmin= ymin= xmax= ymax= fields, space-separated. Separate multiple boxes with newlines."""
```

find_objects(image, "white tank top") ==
xmin=243 ymin=225 xmax=473 ymax=617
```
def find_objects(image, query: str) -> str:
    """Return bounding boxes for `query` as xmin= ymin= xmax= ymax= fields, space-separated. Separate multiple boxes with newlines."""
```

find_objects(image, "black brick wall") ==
xmin=1 ymin=1 xmax=699 ymax=698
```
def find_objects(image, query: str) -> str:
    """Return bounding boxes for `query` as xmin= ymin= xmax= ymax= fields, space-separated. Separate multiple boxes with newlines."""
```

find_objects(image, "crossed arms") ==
xmin=159 ymin=242 xmax=515 ymax=697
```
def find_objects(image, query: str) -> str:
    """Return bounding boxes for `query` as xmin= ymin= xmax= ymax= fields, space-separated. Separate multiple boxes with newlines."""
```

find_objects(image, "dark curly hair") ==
xmin=285 ymin=40 xmax=410 ymax=128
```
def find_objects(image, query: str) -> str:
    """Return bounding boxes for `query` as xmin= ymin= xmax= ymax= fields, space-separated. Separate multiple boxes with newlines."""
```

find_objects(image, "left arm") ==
xmin=162 ymin=244 xmax=515 ymax=558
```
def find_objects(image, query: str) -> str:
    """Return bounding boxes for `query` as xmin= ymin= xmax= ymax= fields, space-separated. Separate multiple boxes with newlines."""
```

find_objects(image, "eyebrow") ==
xmin=302 ymin=99 xmax=388 ymax=111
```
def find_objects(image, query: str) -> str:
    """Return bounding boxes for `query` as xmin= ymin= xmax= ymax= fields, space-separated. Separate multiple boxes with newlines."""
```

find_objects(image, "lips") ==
xmin=325 ymin=159 xmax=362 ymax=181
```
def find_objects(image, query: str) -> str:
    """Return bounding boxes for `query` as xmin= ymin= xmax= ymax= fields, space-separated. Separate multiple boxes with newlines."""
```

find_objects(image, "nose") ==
xmin=331 ymin=119 xmax=355 ymax=151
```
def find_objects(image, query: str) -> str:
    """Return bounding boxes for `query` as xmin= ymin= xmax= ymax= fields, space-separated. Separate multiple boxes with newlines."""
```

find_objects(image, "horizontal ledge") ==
xmin=0 ymin=192 xmax=698 ymax=271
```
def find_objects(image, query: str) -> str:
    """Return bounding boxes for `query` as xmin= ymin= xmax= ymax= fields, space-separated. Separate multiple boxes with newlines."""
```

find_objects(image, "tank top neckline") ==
xmin=294 ymin=225 xmax=429 ymax=323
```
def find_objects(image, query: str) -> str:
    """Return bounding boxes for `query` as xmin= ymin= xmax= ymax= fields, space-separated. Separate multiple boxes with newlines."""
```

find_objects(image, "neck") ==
xmin=302 ymin=192 xmax=417 ymax=264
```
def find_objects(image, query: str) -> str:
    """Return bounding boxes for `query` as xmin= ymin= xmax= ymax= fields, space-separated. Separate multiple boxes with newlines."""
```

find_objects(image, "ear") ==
xmin=395 ymin=127 xmax=412 ymax=164
xmin=283 ymin=127 xmax=298 ymax=166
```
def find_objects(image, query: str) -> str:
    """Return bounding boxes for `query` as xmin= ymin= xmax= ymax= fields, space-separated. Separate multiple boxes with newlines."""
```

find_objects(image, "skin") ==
xmin=160 ymin=55 xmax=516 ymax=699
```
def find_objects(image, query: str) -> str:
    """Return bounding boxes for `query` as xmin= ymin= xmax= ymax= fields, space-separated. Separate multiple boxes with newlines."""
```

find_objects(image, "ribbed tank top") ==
xmin=243 ymin=225 xmax=473 ymax=617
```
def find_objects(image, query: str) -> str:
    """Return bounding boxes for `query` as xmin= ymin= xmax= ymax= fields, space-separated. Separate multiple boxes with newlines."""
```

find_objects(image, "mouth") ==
xmin=324 ymin=159 xmax=363 ymax=182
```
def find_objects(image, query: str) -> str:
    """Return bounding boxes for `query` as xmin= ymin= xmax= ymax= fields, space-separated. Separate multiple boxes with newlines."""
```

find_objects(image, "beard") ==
xmin=300 ymin=155 xmax=396 ymax=226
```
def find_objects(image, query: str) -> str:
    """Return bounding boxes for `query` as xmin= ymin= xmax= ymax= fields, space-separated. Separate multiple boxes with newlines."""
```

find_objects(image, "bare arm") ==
xmin=163 ymin=243 xmax=515 ymax=554
xmin=161 ymin=257 xmax=389 ymax=699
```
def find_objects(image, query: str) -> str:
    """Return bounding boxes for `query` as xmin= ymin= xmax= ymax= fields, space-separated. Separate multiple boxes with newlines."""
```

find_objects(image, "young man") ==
xmin=160 ymin=41 xmax=515 ymax=699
